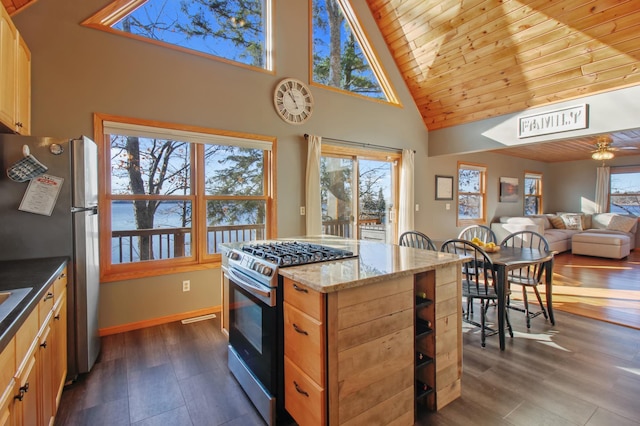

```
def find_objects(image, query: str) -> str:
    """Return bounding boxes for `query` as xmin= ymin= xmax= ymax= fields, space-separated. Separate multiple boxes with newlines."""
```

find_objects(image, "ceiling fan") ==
xmin=590 ymin=135 xmax=639 ymax=160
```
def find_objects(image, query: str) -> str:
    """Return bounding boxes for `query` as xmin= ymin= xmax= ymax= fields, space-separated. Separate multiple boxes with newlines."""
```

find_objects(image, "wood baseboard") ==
xmin=98 ymin=306 xmax=221 ymax=336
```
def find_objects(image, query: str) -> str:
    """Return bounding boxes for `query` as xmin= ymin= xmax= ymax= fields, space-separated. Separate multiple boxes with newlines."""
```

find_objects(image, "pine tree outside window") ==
xmin=311 ymin=0 xmax=398 ymax=103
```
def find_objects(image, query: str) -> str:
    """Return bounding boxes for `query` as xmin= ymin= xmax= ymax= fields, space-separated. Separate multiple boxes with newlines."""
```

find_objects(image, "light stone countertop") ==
xmin=222 ymin=236 xmax=468 ymax=293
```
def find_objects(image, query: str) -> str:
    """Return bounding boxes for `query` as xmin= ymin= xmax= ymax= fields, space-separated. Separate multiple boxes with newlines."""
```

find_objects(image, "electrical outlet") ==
xmin=300 ymin=206 xmax=306 ymax=216
xmin=445 ymin=203 xmax=451 ymax=210
xmin=415 ymin=204 xmax=420 ymax=212
xmin=182 ymin=280 xmax=190 ymax=292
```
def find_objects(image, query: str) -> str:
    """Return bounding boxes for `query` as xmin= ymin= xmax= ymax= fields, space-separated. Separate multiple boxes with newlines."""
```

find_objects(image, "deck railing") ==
xmin=112 ymin=220 xmax=357 ymax=263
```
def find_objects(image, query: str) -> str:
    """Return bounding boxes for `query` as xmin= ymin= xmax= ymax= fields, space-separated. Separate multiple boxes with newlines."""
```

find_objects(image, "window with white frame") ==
xmin=524 ymin=171 xmax=543 ymax=215
xmin=96 ymin=114 xmax=275 ymax=281
xmin=457 ymin=162 xmax=487 ymax=225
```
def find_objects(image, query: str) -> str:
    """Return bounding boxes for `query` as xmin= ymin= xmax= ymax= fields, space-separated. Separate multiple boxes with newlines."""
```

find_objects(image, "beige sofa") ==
xmin=491 ymin=213 xmax=638 ymax=258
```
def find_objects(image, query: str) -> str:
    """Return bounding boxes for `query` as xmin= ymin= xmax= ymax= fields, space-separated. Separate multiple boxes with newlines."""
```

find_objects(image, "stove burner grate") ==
xmin=241 ymin=241 xmax=355 ymax=267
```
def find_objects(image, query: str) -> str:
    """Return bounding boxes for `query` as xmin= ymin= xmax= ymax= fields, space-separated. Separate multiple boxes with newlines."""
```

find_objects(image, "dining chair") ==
xmin=441 ymin=239 xmax=512 ymax=347
xmin=399 ymin=231 xmax=437 ymax=251
xmin=458 ymin=225 xmax=497 ymax=244
xmin=500 ymin=230 xmax=550 ymax=328
xmin=457 ymin=225 xmax=498 ymax=314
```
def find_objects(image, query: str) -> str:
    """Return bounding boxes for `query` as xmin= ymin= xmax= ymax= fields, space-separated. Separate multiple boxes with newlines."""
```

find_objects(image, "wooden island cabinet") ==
xmin=279 ymin=241 xmax=464 ymax=426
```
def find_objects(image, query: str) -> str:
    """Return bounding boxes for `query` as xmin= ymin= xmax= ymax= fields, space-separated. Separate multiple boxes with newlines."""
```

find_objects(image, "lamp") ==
xmin=591 ymin=135 xmax=615 ymax=160
xmin=591 ymin=148 xmax=614 ymax=160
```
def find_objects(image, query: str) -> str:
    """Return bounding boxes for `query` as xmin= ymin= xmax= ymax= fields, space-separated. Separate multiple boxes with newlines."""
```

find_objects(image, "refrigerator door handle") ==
xmin=71 ymin=206 xmax=98 ymax=215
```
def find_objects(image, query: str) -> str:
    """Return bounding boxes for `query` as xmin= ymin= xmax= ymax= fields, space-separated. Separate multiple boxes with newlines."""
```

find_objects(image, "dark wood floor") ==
xmin=54 ymin=308 xmax=640 ymax=426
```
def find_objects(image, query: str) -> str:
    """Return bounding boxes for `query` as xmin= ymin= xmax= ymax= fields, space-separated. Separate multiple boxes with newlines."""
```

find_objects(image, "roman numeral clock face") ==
xmin=273 ymin=78 xmax=314 ymax=125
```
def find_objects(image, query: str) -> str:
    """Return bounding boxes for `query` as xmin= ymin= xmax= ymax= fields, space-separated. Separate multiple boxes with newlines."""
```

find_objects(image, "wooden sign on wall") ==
xmin=518 ymin=104 xmax=588 ymax=138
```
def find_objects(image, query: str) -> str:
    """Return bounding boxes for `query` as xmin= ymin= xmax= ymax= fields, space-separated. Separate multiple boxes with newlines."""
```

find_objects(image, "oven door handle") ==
xmin=226 ymin=268 xmax=273 ymax=300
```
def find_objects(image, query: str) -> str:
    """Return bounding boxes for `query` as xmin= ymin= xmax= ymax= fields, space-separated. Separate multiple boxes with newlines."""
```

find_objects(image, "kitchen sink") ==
xmin=0 ymin=287 xmax=32 ymax=324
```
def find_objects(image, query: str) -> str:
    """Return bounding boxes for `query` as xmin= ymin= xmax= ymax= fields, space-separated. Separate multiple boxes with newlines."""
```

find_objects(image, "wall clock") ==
xmin=273 ymin=78 xmax=314 ymax=125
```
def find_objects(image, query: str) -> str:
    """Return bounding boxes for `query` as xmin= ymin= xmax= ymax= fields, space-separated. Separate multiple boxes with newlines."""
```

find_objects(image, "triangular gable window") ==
xmin=311 ymin=0 xmax=398 ymax=103
xmin=83 ymin=0 xmax=273 ymax=71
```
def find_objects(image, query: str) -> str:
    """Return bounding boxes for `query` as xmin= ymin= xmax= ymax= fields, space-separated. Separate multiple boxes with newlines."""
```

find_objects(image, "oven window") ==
xmin=234 ymin=289 xmax=264 ymax=354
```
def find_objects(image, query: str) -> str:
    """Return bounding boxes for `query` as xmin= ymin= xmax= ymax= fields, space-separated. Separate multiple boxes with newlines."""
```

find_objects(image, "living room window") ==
xmin=524 ymin=171 xmax=543 ymax=215
xmin=457 ymin=162 xmax=486 ymax=226
xmin=95 ymin=113 xmax=275 ymax=281
xmin=610 ymin=166 xmax=640 ymax=216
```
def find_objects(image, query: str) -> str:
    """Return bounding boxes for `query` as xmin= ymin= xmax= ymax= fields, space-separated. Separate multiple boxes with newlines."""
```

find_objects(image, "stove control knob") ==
xmin=228 ymin=251 xmax=240 ymax=261
xmin=262 ymin=266 xmax=272 ymax=276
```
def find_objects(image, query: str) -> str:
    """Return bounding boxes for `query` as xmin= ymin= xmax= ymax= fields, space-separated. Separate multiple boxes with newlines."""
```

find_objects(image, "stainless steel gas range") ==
xmin=223 ymin=241 xmax=356 ymax=425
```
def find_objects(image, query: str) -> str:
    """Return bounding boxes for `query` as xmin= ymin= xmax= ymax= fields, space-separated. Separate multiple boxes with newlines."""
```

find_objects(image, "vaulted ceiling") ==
xmin=365 ymin=0 xmax=640 ymax=162
xmin=5 ymin=0 xmax=640 ymax=162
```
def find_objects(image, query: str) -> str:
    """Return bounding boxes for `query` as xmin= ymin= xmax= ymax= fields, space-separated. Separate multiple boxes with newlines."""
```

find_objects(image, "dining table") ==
xmin=486 ymin=246 xmax=555 ymax=350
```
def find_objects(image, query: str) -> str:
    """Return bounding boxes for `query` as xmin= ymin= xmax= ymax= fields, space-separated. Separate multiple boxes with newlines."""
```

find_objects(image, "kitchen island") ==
xmin=222 ymin=237 xmax=467 ymax=425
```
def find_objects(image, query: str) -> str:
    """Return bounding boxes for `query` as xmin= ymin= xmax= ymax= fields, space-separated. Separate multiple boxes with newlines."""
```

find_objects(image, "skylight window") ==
xmin=311 ymin=0 xmax=398 ymax=103
xmin=83 ymin=0 xmax=273 ymax=70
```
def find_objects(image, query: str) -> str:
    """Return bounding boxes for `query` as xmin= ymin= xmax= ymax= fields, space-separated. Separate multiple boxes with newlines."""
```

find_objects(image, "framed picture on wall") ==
xmin=499 ymin=177 xmax=519 ymax=203
xmin=435 ymin=175 xmax=454 ymax=200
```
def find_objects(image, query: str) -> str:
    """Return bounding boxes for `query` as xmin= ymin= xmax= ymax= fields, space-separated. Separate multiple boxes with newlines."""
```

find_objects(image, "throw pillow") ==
xmin=562 ymin=214 xmax=583 ymax=230
xmin=549 ymin=215 xmax=565 ymax=229
xmin=606 ymin=215 xmax=637 ymax=233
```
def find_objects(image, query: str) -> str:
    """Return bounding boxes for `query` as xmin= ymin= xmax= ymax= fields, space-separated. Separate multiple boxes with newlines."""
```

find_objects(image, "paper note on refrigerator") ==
xmin=19 ymin=174 xmax=65 ymax=216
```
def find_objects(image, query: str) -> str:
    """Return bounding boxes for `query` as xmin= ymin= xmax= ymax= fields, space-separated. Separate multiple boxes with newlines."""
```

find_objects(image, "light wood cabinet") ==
xmin=0 ymin=2 xmax=30 ymax=134
xmin=0 ymin=265 xmax=67 ymax=426
xmin=0 ymin=3 xmax=17 ymax=129
xmin=283 ymin=278 xmax=326 ymax=426
xmin=282 ymin=265 xmax=462 ymax=425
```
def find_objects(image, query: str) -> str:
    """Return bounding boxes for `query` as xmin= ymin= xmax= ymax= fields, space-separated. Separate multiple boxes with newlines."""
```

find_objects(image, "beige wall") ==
xmin=13 ymin=0 xmax=640 ymax=330
xmin=13 ymin=0 xmax=429 ymax=329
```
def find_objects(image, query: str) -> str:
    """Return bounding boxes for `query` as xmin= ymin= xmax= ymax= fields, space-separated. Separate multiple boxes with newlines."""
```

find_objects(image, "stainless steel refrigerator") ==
xmin=0 ymin=134 xmax=100 ymax=379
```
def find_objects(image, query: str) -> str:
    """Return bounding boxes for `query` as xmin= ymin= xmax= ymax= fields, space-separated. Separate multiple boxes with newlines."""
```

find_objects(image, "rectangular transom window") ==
xmin=96 ymin=114 xmax=275 ymax=281
xmin=457 ymin=162 xmax=487 ymax=226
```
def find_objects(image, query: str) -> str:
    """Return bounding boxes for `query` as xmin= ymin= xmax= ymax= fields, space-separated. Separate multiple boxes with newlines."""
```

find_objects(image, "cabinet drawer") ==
xmin=283 ymin=278 xmax=324 ymax=322
xmin=0 ymin=337 xmax=15 ymax=390
xmin=15 ymin=308 xmax=38 ymax=371
xmin=53 ymin=267 xmax=67 ymax=299
xmin=284 ymin=356 xmax=325 ymax=426
xmin=284 ymin=302 xmax=325 ymax=386
xmin=38 ymin=283 xmax=55 ymax=327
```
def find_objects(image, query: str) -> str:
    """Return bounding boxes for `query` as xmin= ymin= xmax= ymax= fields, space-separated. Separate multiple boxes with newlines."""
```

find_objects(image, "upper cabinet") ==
xmin=0 ymin=3 xmax=30 ymax=135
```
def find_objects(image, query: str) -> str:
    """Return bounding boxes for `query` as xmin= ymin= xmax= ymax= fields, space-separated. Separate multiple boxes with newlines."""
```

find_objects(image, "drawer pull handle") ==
xmin=59 ymin=273 xmax=66 ymax=279
xmin=292 ymin=323 xmax=308 ymax=335
xmin=292 ymin=284 xmax=308 ymax=293
xmin=44 ymin=292 xmax=54 ymax=301
xmin=40 ymin=340 xmax=48 ymax=348
xmin=15 ymin=383 xmax=29 ymax=401
xmin=55 ymin=314 xmax=61 ymax=320
xmin=294 ymin=381 xmax=309 ymax=397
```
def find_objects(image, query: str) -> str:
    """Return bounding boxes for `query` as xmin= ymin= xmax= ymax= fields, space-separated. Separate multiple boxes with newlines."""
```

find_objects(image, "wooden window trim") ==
xmin=82 ymin=0 xmax=275 ymax=73
xmin=457 ymin=161 xmax=487 ymax=227
xmin=524 ymin=171 xmax=543 ymax=215
xmin=94 ymin=113 xmax=276 ymax=282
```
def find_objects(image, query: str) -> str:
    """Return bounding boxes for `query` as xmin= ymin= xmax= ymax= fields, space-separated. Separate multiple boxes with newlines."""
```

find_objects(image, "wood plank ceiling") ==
xmin=5 ymin=0 xmax=640 ymax=162
xmin=366 ymin=0 xmax=640 ymax=161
